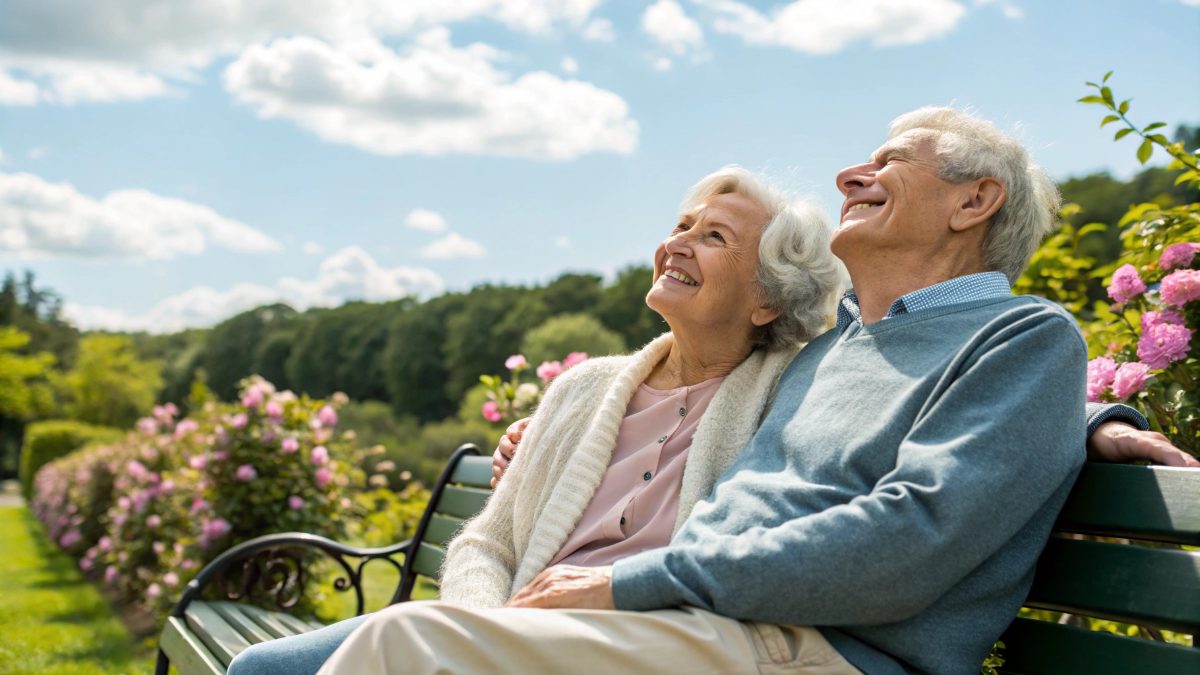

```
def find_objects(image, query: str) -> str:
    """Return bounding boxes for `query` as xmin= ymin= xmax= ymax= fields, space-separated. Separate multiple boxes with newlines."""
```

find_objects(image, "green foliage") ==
xmin=0 ymin=326 xmax=56 ymax=421
xmin=0 ymin=270 xmax=79 ymax=367
xmin=1014 ymin=212 xmax=1105 ymax=316
xmin=201 ymin=304 xmax=298 ymax=399
xmin=58 ymin=334 xmax=163 ymax=429
xmin=18 ymin=419 xmax=122 ymax=500
xmin=520 ymin=313 xmax=627 ymax=366
xmin=383 ymin=293 xmax=464 ymax=422
xmin=595 ymin=265 xmax=668 ymax=347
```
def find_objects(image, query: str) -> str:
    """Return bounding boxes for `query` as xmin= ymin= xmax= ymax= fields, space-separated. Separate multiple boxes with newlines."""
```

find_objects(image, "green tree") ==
xmin=594 ymin=265 xmax=667 ymax=347
xmin=0 ymin=327 xmax=56 ymax=421
xmin=442 ymin=286 xmax=529 ymax=402
xmin=520 ymin=313 xmax=627 ymax=366
xmin=287 ymin=299 xmax=412 ymax=400
xmin=384 ymin=293 xmax=465 ymax=423
xmin=59 ymin=334 xmax=163 ymax=428
xmin=201 ymin=304 xmax=298 ymax=399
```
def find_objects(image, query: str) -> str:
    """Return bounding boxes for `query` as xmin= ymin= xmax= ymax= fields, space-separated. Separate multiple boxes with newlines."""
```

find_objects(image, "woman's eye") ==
xmin=709 ymin=231 xmax=725 ymax=243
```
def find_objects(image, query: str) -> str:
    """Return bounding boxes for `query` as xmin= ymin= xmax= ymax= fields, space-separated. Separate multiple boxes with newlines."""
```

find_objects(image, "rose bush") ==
xmin=478 ymin=351 xmax=590 ymax=424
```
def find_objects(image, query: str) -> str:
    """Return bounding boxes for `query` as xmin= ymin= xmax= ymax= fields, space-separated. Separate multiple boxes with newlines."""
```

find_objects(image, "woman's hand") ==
xmin=1087 ymin=422 xmax=1199 ymax=467
xmin=505 ymin=565 xmax=615 ymax=610
xmin=491 ymin=417 xmax=531 ymax=487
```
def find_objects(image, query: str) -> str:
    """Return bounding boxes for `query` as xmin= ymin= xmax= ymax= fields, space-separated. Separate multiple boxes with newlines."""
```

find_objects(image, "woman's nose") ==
xmin=663 ymin=232 xmax=693 ymax=257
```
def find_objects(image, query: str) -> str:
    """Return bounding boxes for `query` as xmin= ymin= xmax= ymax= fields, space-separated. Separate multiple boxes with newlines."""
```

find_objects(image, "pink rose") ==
xmin=536 ymin=360 xmax=564 ymax=383
xmin=481 ymin=401 xmax=502 ymax=423
xmin=147 ymin=583 xmax=161 ymax=599
xmin=1137 ymin=322 xmax=1193 ymax=369
xmin=563 ymin=352 xmax=589 ymax=369
xmin=315 ymin=467 xmax=333 ymax=488
xmin=1085 ymin=357 xmax=1117 ymax=402
xmin=98 ymin=536 xmax=113 ymax=552
xmin=1140 ymin=309 xmax=1186 ymax=333
xmin=174 ymin=419 xmax=199 ymax=438
xmin=310 ymin=446 xmax=329 ymax=466
xmin=188 ymin=454 xmax=208 ymax=470
xmin=1159 ymin=242 xmax=1200 ymax=271
xmin=105 ymin=565 xmax=119 ymax=585
xmin=281 ymin=437 xmax=300 ymax=454
xmin=505 ymin=354 xmax=527 ymax=370
xmin=146 ymin=515 xmax=162 ymax=529
xmin=58 ymin=529 xmax=82 ymax=549
xmin=241 ymin=386 xmax=264 ymax=410
xmin=235 ymin=464 xmax=258 ymax=482
xmin=200 ymin=518 xmax=231 ymax=547
xmin=288 ymin=495 xmax=305 ymax=510
xmin=163 ymin=572 xmax=180 ymax=587
xmin=153 ymin=541 xmax=166 ymax=555
xmin=265 ymin=400 xmax=284 ymax=419
xmin=1160 ymin=269 xmax=1200 ymax=307
xmin=137 ymin=417 xmax=158 ymax=436
xmin=318 ymin=405 xmax=338 ymax=428
xmin=1106 ymin=264 xmax=1146 ymax=305
xmin=231 ymin=413 xmax=249 ymax=429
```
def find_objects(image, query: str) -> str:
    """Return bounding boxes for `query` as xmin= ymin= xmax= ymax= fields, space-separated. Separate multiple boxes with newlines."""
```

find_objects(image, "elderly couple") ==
xmin=230 ymin=107 xmax=1195 ymax=675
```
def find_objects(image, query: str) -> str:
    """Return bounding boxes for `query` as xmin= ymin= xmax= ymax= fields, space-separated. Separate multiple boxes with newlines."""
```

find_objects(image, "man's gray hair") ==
xmin=681 ymin=166 xmax=844 ymax=347
xmin=888 ymin=107 xmax=1061 ymax=283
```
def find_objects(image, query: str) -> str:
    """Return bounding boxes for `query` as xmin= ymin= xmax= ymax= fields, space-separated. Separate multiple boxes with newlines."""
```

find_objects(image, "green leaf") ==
xmin=1118 ymin=99 xmax=1130 ymax=114
xmin=1143 ymin=122 xmax=1167 ymax=132
xmin=1149 ymin=134 xmax=1169 ymax=145
xmin=1114 ymin=127 xmax=1134 ymax=141
xmin=1176 ymin=171 xmax=1199 ymax=186
xmin=1078 ymin=223 xmax=1108 ymax=237
xmin=1100 ymin=86 xmax=1114 ymax=105
xmin=1100 ymin=114 xmax=1120 ymax=127
xmin=1102 ymin=70 xmax=1113 ymax=83
xmin=1077 ymin=95 xmax=1105 ymax=104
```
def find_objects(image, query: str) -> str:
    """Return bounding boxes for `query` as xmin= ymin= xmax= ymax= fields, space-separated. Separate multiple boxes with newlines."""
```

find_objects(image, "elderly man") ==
xmin=308 ymin=108 xmax=1190 ymax=674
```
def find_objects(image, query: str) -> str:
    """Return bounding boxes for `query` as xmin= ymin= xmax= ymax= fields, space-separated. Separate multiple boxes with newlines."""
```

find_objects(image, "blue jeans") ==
xmin=225 ymin=612 xmax=372 ymax=675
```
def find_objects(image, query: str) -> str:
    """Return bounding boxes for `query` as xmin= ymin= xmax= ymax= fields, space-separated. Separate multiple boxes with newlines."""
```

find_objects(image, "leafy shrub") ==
xmin=19 ymin=419 xmax=121 ymax=499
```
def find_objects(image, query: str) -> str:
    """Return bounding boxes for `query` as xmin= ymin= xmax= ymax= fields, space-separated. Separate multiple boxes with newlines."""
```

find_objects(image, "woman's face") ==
xmin=646 ymin=191 xmax=780 ymax=340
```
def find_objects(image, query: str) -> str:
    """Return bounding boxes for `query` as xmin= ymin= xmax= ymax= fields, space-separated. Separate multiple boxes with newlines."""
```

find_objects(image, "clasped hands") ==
xmin=505 ymin=564 xmax=615 ymax=610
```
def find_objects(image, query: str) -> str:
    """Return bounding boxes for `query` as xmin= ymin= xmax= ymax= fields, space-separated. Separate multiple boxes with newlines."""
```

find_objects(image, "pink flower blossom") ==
xmin=315 ymin=467 xmax=333 ymax=488
xmin=235 ymin=464 xmax=258 ymax=482
xmin=563 ymin=352 xmax=589 ymax=369
xmin=174 ymin=419 xmax=199 ymax=438
xmin=105 ymin=565 xmax=119 ymax=585
xmin=211 ymin=450 xmax=228 ymax=462
xmin=147 ymin=583 xmax=161 ymax=599
xmin=137 ymin=417 xmax=158 ymax=435
xmin=481 ymin=401 xmax=502 ymax=423
xmin=181 ymin=559 xmax=196 ymax=570
xmin=1160 ymin=269 xmax=1200 ymax=307
xmin=310 ymin=446 xmax=329 ymax=466
xmin=265 ymin=400 xmax=284 ymax=419
xmin=505 ymin=354 xmax=527 ymax=370
xmin=318 ymin=405 xmax=338 ymax=428
xmin=288 ymin=495 xmax=305 ymax=510
xmin=281 ymin=437 xmax=300 ymax=454
xmin=146 ymin=515 xmax=162 ymax=529
xmin=536 ymin=360 xmax=564 ymax=382
xmin=1106 ymin=264 xmax=1146 ymax=305
xmin=231 ymin=413 xmax=249 ymax=429
xmin=153 ymin=541 xmax=166 ymax=554
xmin=1085 ymin=357 xmax=1117 ymax=402
xmin=163 ymin=572 xmax=180 ymax=587
xmin=99 ymin=536 xmax=113 ymax=552
xmin=1137 ymin=322 xmax=1193 ymax=369
xmin=58 ymin=529 xmax=82 ymax=548
xmin=241 ymin=386 xmax=264 ymax=410
xmin=1141 ymin=309 xmax=1186 ymax=333
xmin=1159 ymin=242 xmax=1200 ymax=271
xmin=200 ymin=518 xmax=231 ymax=547
xmin=190 ymin=497 xmax=209 ymax=515
xmin=189 ymin=454 xmax=208 ymax=470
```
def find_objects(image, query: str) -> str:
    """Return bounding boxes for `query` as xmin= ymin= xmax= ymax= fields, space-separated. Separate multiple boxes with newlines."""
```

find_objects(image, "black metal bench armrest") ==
xmin=170 ymin=532 xmax=414 ymax=619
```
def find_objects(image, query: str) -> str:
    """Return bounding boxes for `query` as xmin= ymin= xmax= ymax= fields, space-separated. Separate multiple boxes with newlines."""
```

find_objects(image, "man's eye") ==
xmin=673 ymin=222 xmax=689 ymax=233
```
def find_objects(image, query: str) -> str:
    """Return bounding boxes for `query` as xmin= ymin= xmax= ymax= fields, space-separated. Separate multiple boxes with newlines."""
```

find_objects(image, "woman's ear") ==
xmin=751 ymin=305 xmax=782 ymax=327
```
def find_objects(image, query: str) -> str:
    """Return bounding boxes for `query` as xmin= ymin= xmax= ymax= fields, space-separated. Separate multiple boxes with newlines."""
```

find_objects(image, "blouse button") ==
xmin=678 ymin=407 xmax=686 ymax=416
xmin=620 ymin=516 xmax=626 ymax=525
xmin=643 ymin=471 xmax=652 ymax=481
xmin=657 ymin=435 xmax=667 ymax=443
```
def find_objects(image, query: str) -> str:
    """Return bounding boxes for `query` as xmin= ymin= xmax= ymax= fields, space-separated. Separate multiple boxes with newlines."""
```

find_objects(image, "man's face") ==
xmin=830 ymin=129 xmax=961 ymax=263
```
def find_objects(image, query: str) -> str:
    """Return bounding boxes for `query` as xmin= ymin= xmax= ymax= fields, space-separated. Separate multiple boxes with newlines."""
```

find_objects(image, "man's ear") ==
xmin=949 ymin=177 xmax=1006 ymax=232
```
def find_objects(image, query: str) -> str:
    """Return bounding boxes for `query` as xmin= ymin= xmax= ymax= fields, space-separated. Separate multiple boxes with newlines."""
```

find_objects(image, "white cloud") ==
xmin=419 ymin=232 xmax=486 ymax=259
xmin=64 ymin=245 xmax=444 ymax=332
xmin=302 ymin=241 xmax=325 ymax=255
xmin=974 ymin=0 xmax=1023 ymax=19
xmin=582 ymin=18 xmax=616 ymax=42
xmin=405 ymin=208 xmax=449 ymax=233
xmin=26 ymin=147 xmax=48 ymax=160
xmin=0 ymin=171 xmax=281 ymax=260
xmin=653 ymin=57 xmax=673 ymax=72
xmin=1181 ymin=0 xmax=1199 ymax=6
xmin=0 ymin=0 xmax=605 ymax=106
xmin=695 ymin=0 xmax=967 ymax=54
xmin=223 ymin=30 xmax=638 ymax=160
xmin=561 ymin=56 xmax=580 ymax=75
xmin=554 ymin=236 xmax=571 ymax=248
xmin=642 ymin=0 xmax=705 ymax=55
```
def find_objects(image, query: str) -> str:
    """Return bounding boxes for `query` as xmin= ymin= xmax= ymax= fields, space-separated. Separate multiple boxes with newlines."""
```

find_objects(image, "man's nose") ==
xmin=836 ymin=163 xmax=876 ymax=195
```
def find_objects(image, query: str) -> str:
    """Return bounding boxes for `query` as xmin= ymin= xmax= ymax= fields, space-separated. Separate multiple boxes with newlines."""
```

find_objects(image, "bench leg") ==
xmin=156 ymin=648 xmax=170 ymax=675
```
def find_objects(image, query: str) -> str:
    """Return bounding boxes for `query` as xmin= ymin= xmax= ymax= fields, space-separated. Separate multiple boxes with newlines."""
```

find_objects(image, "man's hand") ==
xmin=505 ymin=565 xmax=615 ymax=610
xmin=1088 ymin=422 xmax=1200 ymax=467
xmin=491 ymin=417 xmax=531 ymax=488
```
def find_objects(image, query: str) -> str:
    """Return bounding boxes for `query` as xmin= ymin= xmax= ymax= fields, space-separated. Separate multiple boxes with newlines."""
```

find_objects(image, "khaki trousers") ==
xmin=317 ymin=601 xmax=862 ymax=674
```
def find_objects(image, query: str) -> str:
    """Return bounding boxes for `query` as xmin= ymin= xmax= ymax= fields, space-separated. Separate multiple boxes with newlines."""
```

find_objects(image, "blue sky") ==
xmin=1 ymin=0 xmax=1198 ymax=333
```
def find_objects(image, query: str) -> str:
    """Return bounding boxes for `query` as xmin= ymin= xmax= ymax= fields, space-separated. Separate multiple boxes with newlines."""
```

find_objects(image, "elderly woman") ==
xmin=227 ymin=166 xmax=842 ymax=674
xmin=437 ymin=166 xmax=841 ymax=607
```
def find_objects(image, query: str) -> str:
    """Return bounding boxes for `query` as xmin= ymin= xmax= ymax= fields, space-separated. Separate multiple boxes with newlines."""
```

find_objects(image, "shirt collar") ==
xmin=836 ymin=272 xmax=1011 ymax=329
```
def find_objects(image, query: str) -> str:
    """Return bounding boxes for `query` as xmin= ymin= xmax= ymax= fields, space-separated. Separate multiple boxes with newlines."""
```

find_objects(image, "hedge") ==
xmin=18 ymin=420 xmax=122 ymax=499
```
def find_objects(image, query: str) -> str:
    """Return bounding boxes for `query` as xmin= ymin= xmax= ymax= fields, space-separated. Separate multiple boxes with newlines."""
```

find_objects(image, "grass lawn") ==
xmin=0 ymin=506 xmax=155 ymax=675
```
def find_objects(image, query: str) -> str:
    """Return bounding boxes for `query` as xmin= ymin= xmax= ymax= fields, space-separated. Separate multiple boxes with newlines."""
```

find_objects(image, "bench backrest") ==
xmin=390 ymin=444 xmax=492 ymax=604
xmin=999 ymin=462 xmax=1200 ymax=673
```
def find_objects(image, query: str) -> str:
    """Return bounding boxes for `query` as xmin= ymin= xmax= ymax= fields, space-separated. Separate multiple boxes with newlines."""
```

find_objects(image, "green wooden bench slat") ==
xmin=1023 ymin=538 xmax=1200 ymax=633
xmin=237 ymin=603 xmax=304 ymax=639
xmin=161 ymin=615 xmax=225 ymax=675
xmin=411 ymin=542 xmax=445 ymax=579
xmin=184 ymin=602 xmax=252 ymax=667
xmin=209 ymin=602 xmax=275 ymax=645
xmin=272 ymin=609 xmax=319 ymax=636
xmin=435 ymin=485 xmax=491 ymax=520
xmin=424 ymin=513 xmax=464 ymax=547
xmin=998 ymin=617 xmax=1200 ymax=674
xmin=449 ymin=455 xmax=494 ymax=488
xmin=1055 ymin=464 xmax=1200 ymax=545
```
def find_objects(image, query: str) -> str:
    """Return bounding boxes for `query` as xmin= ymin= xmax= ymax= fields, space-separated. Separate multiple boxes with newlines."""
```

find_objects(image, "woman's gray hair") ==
xmin=680 ymin=166 xmax=844 ymax=347
xmin=888 ymin=107 xmax=1061 ymax=283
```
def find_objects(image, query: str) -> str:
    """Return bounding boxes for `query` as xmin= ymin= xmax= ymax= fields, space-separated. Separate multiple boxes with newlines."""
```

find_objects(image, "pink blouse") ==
xmin=549 ymin=375 xmax=724 ymax=567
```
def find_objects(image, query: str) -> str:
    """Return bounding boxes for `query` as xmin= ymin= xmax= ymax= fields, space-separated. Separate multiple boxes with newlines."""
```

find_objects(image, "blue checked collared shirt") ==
xmin=836 ymin=271 xmax=1012 ymax=329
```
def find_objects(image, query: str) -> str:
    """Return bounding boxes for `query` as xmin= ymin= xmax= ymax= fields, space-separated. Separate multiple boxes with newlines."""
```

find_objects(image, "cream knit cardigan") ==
xmin=439 ymin=333 xmax=798 ymax=608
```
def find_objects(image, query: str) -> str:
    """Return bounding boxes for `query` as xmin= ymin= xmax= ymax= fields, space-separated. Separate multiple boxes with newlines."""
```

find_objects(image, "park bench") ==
xmin=157 ymin=445 xmax=1199 ymax=674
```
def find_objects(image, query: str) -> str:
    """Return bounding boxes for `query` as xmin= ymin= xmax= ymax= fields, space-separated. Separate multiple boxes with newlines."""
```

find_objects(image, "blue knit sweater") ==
xmin=611 ymin=295 xmax=1088 ymax=674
